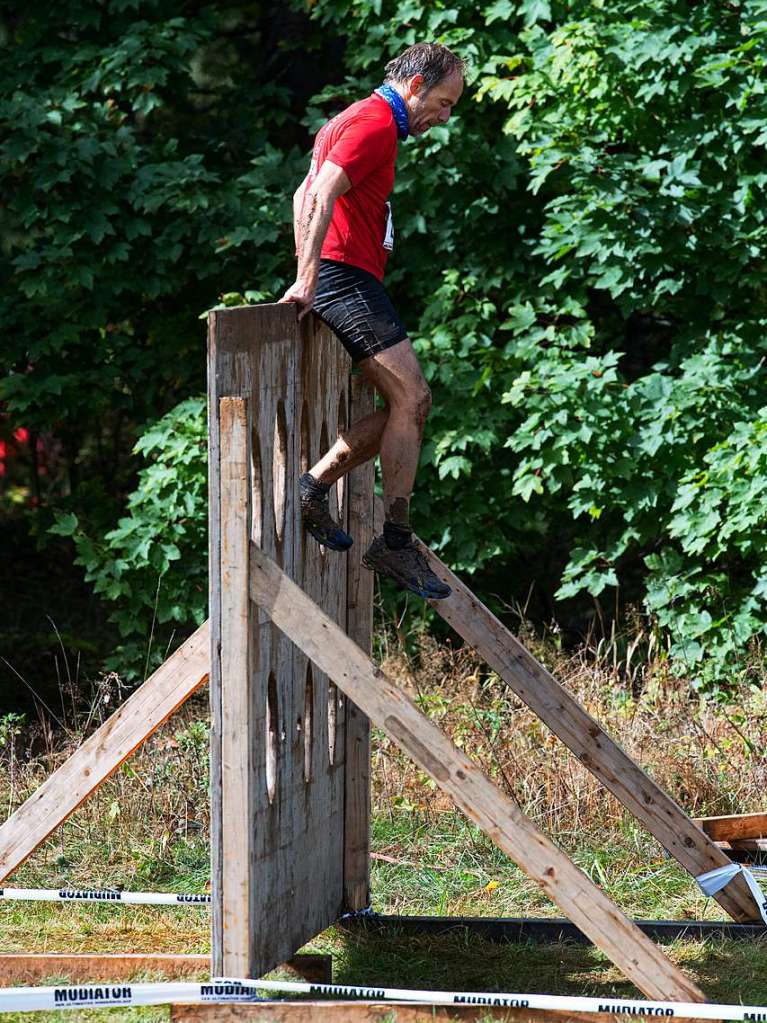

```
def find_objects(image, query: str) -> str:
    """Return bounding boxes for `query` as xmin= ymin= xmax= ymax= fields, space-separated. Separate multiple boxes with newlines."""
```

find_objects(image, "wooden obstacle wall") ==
xmin=207 ymin=304 xmax=374 ymax=977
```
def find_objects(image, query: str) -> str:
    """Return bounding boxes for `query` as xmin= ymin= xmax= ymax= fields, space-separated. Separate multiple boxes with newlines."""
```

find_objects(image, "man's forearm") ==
xmin=293 ymin=188 xmax=304 ymax=254
xmin=294 ymin=187 xmax=335 ymax=285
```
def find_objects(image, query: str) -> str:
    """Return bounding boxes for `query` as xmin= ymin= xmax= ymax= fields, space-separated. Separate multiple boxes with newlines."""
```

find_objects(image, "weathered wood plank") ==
xmin=249 ymin=309 xmax=298 ymax=975
xmin=247 ymin=544 xmax=705 ymax=1003
xmin=220 ymin=397 xmax=253 ymax=976
xmin=0 ymin=954 xmax=210 ymax=985
xmin=368 ymin=500 xmax=757 ymax=925
xmin=170 ymin=1003 xmax=665 ymax=1023
xmin=282 ymin=313 xmax=347 ymax=948
xmin=693 ymin=813 xmax=767 ymax=842
xmin=343 ymin=371 xmax=375 ymax=911
xmin=0 ymin=953 xmax=331 ymax=986
xmin=210 ymin=305 xmax=354 ymax=978
xmin=0 ymin=622 xmax=209 ymax=883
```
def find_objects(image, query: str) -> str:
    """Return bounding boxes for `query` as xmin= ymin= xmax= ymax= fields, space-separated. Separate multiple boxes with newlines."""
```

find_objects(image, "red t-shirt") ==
xmin=304 ymin=92 xmax=398 ymax=281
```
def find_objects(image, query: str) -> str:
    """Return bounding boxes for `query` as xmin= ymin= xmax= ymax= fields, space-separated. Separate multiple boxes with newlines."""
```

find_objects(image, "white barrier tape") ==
xmin=696 ymin=864 xmax=767 ymax=925
xmin=0 ymin=981 xmax=264 ymax=1013
xmin=0 ymin=887 xmax=210 ymax=906
xmin=2 ymin=976 xmax=766 ymax=1018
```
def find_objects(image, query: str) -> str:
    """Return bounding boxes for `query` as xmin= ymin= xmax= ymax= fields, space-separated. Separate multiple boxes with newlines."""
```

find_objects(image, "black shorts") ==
xmin=312 ymin=258 xmax=408 ymax=364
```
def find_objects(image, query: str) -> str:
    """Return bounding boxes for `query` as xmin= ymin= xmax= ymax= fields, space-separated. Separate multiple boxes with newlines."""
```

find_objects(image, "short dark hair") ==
xmin=383 ymin=42 xmax=466 ymax=91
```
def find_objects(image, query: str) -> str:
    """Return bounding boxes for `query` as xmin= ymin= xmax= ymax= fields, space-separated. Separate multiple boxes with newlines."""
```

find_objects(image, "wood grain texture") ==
xmin=369 ymin=499 xmax=758 ymax=925
xmin=219 ymin=398 xmax=253 ymax=975
xmin=170 ymin=1003 xmax=686 ymax=1023
xmin=693 ymin=813 xmax=767 ymax=842
xmin=247 ymin=544 xmax=705 ymax=1003
xmin=0 ymin=954 xmax=210 ymax=984
xmin=0 ymin=622 xmax=209 ymax=883
xmin=0 ymin=953 xmax=330 ymax=986
xmin=209 ymin=305 xmax=357 ymax=977
xmin=343 ymin=371 xmax=375 ymax=910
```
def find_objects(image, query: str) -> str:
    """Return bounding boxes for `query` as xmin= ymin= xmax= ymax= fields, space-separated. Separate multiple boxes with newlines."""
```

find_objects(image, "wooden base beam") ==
xmin=0 ymin=953 xmax=331 ymax=986
xmin=170 ymin=1004 xmax=709 ymax=1023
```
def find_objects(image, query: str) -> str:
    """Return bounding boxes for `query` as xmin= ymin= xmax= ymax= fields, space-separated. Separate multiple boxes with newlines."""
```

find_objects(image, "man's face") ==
xmin=404 ymin=71 xmax=464 ymax=137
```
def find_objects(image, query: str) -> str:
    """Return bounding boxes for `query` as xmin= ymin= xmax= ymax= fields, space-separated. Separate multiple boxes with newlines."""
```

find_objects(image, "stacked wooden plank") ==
xmin=693 ymin=813 xmax=767 ymax=859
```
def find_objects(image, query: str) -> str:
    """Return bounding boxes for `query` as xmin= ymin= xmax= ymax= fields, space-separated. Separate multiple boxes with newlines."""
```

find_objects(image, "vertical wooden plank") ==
xmin=210 ymin=304 xmax=364 ymax=977
xmin=271 ymin=313 xmax=348 ymax=945
xmin=249 ymin=308 xmax=301 ymax=974
xmin=207 ymin=309 xmax=224 ymax=975
xmin=219 ymin=397 xmax=252 ymax=976
xmin=208 ymin=306 xmax=259 ymax=975
xmin=343 ymin=371 xmax=375 ymax=910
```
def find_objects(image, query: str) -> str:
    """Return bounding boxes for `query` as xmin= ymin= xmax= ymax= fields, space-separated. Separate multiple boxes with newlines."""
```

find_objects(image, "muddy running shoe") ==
xmin=299 ymin=472 xmax=353 ymax=551
xmin=362 ymin=534 xmax=451 ymax=600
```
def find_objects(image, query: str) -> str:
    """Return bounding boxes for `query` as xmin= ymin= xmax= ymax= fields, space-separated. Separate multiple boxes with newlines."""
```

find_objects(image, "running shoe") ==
xmin=362 ymin=534 xmax=451 ymax=599
xmin=299 ymin=475 xmax=353 ymax=551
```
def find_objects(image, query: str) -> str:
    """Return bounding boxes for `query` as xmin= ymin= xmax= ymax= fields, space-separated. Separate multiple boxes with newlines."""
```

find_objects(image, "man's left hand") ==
xmin=278 ymin=281 xmax=315 ymax=321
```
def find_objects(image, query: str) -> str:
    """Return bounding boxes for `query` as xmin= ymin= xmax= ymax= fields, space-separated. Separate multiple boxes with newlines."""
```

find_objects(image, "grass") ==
xmin=2 ymin=624 xmax=767 ymax=1020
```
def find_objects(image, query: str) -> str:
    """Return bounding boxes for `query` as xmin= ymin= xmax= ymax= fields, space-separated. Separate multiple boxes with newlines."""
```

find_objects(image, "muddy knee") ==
xmin=387 ymin=380 xmax=431 ymax=428
xmin=413 ymin=383 xmax=432 ymax=430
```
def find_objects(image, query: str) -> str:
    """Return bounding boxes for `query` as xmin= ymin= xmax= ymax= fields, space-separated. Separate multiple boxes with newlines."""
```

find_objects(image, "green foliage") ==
xmin=0 ymin=2 xmax=326 ymax=513
xmin=0 ymin=713 xmax=26 ymax=754
xmin=645 ymin=411 xmax=767 ymax=689
xmin=300 ymin=0 xmax=767 ymax=690
xmin=7 ymin=0 xmax=767 ymax=690
xmin=472 ymin=0 xmax=767 ymax=691
xmin=50 ymin=398 xmax=207 ymax=677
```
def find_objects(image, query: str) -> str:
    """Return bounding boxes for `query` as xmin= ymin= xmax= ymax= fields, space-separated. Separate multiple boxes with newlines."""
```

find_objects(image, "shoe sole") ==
xmin=361 ymin=553 xmax=451 ymax=600
xmin=305 ymin=523 xmax=353 ymax=552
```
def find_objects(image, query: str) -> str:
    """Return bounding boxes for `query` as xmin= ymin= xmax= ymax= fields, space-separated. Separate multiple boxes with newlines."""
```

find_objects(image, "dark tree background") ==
xmin=2 ymin=0 xmax=766 ymax=713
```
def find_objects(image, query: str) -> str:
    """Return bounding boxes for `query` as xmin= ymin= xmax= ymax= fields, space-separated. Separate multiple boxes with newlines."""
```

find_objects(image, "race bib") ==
xmin=383 ymin=201 xmax=394 ymax=251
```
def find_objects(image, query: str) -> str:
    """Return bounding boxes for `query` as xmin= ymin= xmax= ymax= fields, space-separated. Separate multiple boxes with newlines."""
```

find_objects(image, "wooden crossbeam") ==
xmin=0 ymin=622 xmax=209 ymax=882
xmin=693 ymin=813 xmax=767 ymax=842
xmin=247 ymin=541 xmax=705 ymax=1003
xmin=373 ymin=505 xmax=757 ymax=924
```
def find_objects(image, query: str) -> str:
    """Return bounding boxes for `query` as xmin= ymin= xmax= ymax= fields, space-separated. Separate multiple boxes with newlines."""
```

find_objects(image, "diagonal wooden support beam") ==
xmin=248 ymin=541 xmax=705 ymax=1003
xmin=376 ymin=508 xmax=757 ymax=924
xmin=0 ymin=622 xmax=209 ymax=882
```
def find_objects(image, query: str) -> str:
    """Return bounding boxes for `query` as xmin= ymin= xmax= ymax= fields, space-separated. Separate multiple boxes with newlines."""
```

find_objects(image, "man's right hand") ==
xmin=278 ymin=280 xmax=316 ymax=321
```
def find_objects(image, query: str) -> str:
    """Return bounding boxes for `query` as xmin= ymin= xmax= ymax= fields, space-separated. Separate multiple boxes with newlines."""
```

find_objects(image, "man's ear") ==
xmin=408 ymin=73 xmax=425 ymax=96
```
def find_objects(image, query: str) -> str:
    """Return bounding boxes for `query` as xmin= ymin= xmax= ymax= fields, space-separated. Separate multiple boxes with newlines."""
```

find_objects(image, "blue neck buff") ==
xmin=374 ymin=84 xmax=409 ymax=140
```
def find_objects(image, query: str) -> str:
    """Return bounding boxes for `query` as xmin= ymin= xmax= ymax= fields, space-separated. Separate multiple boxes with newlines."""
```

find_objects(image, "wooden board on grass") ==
xmin=247 ymin=541 xmax=705 ymax=1003
xmin=171 ymin=1003 xmax=706 ymax=1023
xmin=693 ymin=813 xmax=767 ymax=842
xmin=0 ymin=953 xmax=331 ymax=985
